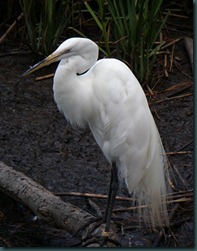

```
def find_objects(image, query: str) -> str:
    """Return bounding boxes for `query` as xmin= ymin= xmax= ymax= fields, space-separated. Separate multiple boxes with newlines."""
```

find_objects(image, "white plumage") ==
xmin=23 ymin=37 xmax=169 ymax=230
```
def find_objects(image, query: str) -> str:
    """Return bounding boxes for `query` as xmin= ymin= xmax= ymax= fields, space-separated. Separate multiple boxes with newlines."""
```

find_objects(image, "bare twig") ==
xmin=149 ymin=93 xmax=192 ymax=105
xmin=164 ymin=53 xmax=169 ymax=77
xmin=87 ymin=198 xmax=102 ymax=217
xmin=56 ymin=190 xmax=193 ymax=203
xmin=175 ymin=139 xmax=193 ymax=152
xmin=169 ymin=44 xmax=175 ymax=72
xmin=55 ymin=191 xmax=136 ymax=202
xmin=166 ymin=151 xmax=192 ymax=155
xmin=162 ymin=82 xmax=193 ymax=94
xmin=173 ymin=165 xmax=189 ymax=190
xmin=164 ymin=13 xmax=189 ymax=19
xmin=0 ymin=13 xmax=23 ymax=44
xmin=161 ymin=38 xmax=182 ymax=50
xmin=173 ymin=59 xmax=193 ymax=79
xmin=112 ymin=197 xmax=192 ymax=213
xmin=35 ymin=73 xmax=54 ymax=81
xmin=167 ymin=190 xmax=193 ymax=200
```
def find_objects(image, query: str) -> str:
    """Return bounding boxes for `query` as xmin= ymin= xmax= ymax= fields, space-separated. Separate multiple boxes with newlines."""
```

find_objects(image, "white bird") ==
xmin=23 ymin=37 xmax=169 ymax=235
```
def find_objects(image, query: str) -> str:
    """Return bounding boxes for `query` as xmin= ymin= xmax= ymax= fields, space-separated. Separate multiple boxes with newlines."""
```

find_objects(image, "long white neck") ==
xmin=53 ymin=58 xmax=94 ymax=127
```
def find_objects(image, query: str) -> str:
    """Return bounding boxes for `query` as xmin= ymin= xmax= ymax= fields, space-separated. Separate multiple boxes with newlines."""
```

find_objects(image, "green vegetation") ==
xmin=2 ymin=0 xmax=169 ymax=83
xmin=19 ymin=0 xmax=75 ymax=56
xmin=85 ymin=0 xmax=169 ymax=82
xmin=107 ymin=0 xmax=169 ymax=82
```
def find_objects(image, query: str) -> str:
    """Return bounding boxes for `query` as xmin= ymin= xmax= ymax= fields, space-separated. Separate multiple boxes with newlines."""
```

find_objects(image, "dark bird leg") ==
xmin=103 ymin=161 xmax=119 ymax=234
xmin=81 ymin=162 xmax=120 ymax=247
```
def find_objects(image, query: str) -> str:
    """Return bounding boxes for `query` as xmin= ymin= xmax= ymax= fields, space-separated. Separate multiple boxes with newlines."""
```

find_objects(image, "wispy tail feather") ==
xmin=124 ymin=112 xmax=171 ymax=228
xmin=131 ymin=139 xmax=170 ymax=228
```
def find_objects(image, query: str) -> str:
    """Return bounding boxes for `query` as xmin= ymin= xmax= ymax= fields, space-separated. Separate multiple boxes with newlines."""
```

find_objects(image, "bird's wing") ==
xmin=89 ymin=58 xmax=169 ymax=227
xmin=89 ymin=59 xmax=161 ymax=191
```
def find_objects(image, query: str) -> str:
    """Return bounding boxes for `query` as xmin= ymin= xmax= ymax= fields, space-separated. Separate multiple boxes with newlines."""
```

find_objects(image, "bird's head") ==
xmin=22 ymin=37 xmax=99 ymax=76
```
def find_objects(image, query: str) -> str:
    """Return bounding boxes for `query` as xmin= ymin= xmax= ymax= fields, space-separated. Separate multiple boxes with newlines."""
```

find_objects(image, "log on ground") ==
xmin=0 ymin=161 xmax=96 ymax=238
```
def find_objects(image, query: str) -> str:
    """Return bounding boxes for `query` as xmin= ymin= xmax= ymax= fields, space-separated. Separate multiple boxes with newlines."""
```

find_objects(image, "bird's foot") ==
xmin=81 ymin=220 xmax=120 ymax=247
xmin=82 ymin=235 xmax=120 ymax=247
xmin=72 ymin=217 xmax=102 ymax=238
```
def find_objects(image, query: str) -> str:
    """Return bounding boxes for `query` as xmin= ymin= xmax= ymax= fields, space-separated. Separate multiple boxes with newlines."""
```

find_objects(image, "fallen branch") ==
xmin=0 ymin=161 xmax=118 ymax=246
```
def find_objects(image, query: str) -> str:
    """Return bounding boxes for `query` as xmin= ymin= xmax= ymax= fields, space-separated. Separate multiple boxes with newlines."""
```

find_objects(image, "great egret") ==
xmin=23 ymin=37 xmax=169 ymax=235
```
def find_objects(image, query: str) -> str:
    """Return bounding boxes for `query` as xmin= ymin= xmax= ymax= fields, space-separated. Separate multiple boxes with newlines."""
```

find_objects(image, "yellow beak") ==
xmin=22 ymin=52 xmax=60 ymax=77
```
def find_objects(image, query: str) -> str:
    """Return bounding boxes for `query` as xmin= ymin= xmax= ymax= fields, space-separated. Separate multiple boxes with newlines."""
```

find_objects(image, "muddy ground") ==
xmin=0 ymin=5 xmax=193 ymax=248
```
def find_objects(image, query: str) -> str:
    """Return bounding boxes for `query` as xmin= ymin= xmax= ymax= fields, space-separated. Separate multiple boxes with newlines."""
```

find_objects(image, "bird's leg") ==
xmin=103 ymin=161 xmax=119 ymax=234
xmin=81 ymin=162 xmax=120 ymax=247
